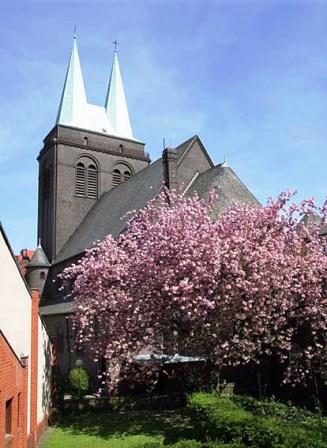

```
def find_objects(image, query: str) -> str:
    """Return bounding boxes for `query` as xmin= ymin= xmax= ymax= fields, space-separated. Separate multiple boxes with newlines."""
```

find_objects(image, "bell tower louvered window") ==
xmin=113 ymin=169 xmax=121 ymax=187
xmin=124 ymin=171 xmax=131 ymax=181
xmin=87 ymin=165 xmax=97 ymax=198
xmin=75 ymin=162 xmax=86 ymax=196
xmin=112 ymin=163 xmax=133 ymax=187
xmin=75 ymin=157 xmax=98 ymax=199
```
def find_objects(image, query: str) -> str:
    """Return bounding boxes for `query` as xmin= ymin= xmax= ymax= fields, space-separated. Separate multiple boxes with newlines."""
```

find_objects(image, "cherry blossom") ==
xmin=62 ymin=189 xmax=327 ymax=391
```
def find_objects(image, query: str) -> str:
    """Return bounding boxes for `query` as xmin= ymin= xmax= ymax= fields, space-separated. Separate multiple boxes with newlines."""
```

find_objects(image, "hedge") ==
xmin=187 ymin=393 xmax=327 ymax=448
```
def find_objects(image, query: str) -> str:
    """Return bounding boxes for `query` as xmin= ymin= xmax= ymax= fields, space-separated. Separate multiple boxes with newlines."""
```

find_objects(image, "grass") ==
xmin=43 ymin=409 xmax=196 ymax=448
xmin=42 ymin=394 xmax=327 ymax=448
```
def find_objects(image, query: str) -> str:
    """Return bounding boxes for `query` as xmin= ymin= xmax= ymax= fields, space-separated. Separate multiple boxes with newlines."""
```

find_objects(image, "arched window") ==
xmin=124 ymin=171 xmax=131 ymax=181
xmin=87 ymin=164 xmax=97 ymax=199
xmin=75 ymin=162 xmax=86 ymax=196
xmin=112 ymin=163 xmax=133 ymax=187
xmin=113 ymin=169 xmax=122 ymax=187
xmin=40 ymin=272 xmax=46 ymax=280
xmin=75 ymin=157 xmax=98 ymax=199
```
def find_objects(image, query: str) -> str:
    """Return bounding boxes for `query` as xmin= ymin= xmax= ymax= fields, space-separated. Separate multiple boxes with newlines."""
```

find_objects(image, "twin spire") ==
xmin=56 ymin=34 xmax=134 ymax=140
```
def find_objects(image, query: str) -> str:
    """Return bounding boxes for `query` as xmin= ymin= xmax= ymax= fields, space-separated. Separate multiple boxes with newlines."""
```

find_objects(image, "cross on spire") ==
xmin=113 ymin=40 xmax=119 ymax=52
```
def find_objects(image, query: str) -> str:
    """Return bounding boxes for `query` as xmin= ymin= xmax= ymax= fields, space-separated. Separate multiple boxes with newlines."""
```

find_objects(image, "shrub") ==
xmin=202 ymin=443 xmax=244 ymax=448
xmin=233 ymin=395 xmax=311 ymax=424
xmin=68 ymin=367 xmax=89 ymax=396
xmin=188 ymin=393 xmax=276 ymax=445
xmin=187 ymin=392 xmax=327 ymax=448
xmin=170 ymin=441 xmax=202 ymax=448
xmin=143 ymin=443 xmax=162 ymax=448
xmin=282 ymin=426 xmax=327 ymax=448
xmin=170 ymin=443 xmax=243 ymax=448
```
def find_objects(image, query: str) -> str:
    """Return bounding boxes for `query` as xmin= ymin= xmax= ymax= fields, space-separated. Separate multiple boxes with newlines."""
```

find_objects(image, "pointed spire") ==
xmin=221 ymin=152 xmax=228 ymax=168
xmin=29 ymin=244 xmax=51 ymax=268
xmin=56 ymin=32 xmax=87 ymax=126
xmin=105 ymin=47 xmax=134 ymax=139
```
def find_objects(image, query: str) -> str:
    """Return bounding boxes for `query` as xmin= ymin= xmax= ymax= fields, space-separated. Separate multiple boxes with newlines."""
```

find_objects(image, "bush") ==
xmin=188 ymin=393 xmax=279 ymax=446
xmin=233 ymin=395 xmax=311 ymax=423
xmin=170 ymin=441 xmax=202 ymax=448
xmin=282 ymin=426 xmax=327 ymax=448
xmin=68 ymin=367 xmax=89 ymax=396
xmin=202 ymin=443 xmax=244 ymax=448
xmin=187 ymin=392 xmax=327 ymax=448
xmin=143 ymin=443 xmax=162 ymax=448
xmin=169 ymin=442 xmax=243 ymax=448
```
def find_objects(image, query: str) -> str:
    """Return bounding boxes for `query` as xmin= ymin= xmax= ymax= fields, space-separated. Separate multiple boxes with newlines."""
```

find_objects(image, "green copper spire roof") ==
xmin=105 ymin=50 xmax=134 ymax=139
xmin=56 ymin=34 xmax=88 ymax=126
xmin=56 ymin=36 xmax=135 ymax=140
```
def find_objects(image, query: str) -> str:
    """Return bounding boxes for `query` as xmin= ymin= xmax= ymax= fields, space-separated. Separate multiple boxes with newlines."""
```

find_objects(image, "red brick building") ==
xmin=0 ymin=224 xmax=52 ymax=448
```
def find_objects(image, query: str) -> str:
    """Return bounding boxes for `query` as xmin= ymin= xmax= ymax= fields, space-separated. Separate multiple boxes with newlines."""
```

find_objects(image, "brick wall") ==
xmin=0 ymin=332 xmax=28 ymax=448
xmin=0 ymin=289 xmax=49 ymax=448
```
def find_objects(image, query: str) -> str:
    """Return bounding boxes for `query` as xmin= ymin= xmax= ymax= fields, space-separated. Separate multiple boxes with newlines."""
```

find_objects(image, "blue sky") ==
xmin=1 ymin=0 xmax=327 ymax=252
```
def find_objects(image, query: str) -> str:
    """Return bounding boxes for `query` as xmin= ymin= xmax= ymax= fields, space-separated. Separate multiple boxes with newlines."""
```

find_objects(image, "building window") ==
xmin=87 ymin=165 xmax=97 ymax=199
xmin=75 ymin=162 xmax=86 ymax=196
xmin=113 ymin=169 xmax=121 ymax=187
xmin=40 ymin=271 xmax=46 ymax=280
xmin=112 ymin=163 xmax=133 ymax=187
xmin=5 ymin=398 xmax=13 ymax=436
xmin=84 ymin=137 xmax=88 ymax=145
xmin=75 ymin=157 xmax=98 ymax=199
xmin=124 ymin=171 xmax=131 ymax=181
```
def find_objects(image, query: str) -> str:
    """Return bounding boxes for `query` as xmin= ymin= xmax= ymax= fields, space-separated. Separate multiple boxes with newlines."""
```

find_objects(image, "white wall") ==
xmin=0 ymin=228 xmax=52 ymax=431
xmin=0 ymin=231 xmax=32 ymax=363
xmin=37 ymin=317 xmax=52 ymax=423
xmin=0 ymin=229 xmax=32 ymax=432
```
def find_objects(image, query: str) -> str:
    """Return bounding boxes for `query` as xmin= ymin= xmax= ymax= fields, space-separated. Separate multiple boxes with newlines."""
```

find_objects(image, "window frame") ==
xmin=5 ymin=398 xmax=13 ymax=437
xmin=75 ymin=157 xmax=99 ymax=199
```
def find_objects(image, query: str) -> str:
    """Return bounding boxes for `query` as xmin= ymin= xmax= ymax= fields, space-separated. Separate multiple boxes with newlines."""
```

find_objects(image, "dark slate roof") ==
xmin=29 ymin=244 xmax=51 ymax=267
xmin=300 ymin=212 xmax=322 ymax=227
xmin=54 ymin=158 xmax=164 ymax=264
xmin=186 ymin=164 xmax=260 ymax=216
xmin=320 ymin=224 xmax=327 ymax=236
xmin=298 ymin=213 xmax=327 ymax=236
xmin=39 ymin=301 xmax=73 ymax=316
xmin=54 ymin=139 xmax=258 ymax=265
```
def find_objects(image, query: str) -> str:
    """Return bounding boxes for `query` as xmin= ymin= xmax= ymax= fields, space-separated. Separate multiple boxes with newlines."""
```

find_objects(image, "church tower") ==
xmin=37 ymin=35 xmax=150 ymax=262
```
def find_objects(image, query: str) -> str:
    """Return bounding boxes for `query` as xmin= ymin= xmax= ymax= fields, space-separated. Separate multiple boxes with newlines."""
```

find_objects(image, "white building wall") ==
xmin=0 ymin=230 xmax=32 ymax=433
xmin=37 ymin=317 xmax=52 ymax=423
xmin=0 ymin=232 xmax=32 ymax=366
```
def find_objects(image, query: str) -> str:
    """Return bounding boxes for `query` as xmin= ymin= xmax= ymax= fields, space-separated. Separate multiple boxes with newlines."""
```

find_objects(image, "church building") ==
xmin=23 ymin=35 xmax=259 ymax=388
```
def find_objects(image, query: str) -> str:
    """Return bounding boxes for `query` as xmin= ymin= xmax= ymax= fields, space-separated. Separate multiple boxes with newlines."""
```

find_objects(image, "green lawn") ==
xmin=43 ymin=410 xmax=196 ymax=448
xmin=42 ymin=394 xmax=327 ymax=448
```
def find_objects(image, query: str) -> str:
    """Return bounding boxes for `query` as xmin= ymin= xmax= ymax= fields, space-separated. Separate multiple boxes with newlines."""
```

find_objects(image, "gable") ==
xmin=176 ymin=136 xmax=213 ymax=190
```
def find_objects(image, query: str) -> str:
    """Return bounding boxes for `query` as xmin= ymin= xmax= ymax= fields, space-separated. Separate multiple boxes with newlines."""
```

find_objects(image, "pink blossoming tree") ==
xmin=62 ymin=189 xmax=327 ymax=391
